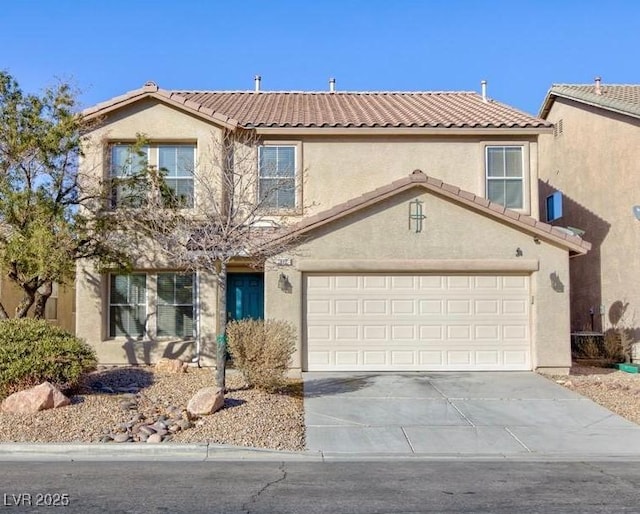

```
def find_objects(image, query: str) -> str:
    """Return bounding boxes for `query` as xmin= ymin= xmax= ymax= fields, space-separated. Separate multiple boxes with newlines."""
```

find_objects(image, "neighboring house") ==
xmin=538 ymin=79 xmax=640 ymax=348
xmin=0 ymin=278 xmax=75 ymax=333
xmin=76 ymin=81 xmax=589 ymax=373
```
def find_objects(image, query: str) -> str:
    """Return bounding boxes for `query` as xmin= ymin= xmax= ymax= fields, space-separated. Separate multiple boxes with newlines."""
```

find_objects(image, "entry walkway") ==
xmin=303 ymin=372 xmax=640 ymax=457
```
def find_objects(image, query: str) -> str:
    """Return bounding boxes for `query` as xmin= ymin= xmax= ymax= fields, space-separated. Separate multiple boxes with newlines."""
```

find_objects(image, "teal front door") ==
xmin=226 ymin=273 xmax=264 ymax=321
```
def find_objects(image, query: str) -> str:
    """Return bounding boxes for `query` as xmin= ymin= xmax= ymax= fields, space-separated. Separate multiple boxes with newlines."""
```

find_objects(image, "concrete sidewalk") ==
xmin=304 ymin=372 xmax=640 ymax=458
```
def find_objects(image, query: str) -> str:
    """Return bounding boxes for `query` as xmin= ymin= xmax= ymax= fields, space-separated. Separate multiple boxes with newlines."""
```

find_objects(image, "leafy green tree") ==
xmin=0 ymin=72 xmax=132 ymax=319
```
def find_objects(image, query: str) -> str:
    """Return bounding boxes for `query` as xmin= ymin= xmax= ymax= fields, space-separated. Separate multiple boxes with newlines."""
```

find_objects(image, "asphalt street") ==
xmin=1 ymin=460 xmax=639 ymax=513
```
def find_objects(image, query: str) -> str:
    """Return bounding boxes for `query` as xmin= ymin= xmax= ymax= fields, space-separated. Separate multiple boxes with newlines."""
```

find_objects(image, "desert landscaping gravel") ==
xmin=0 ymin=366 xmax=305 ymax=450
xmin=552 ymin=364 xmax=640 ymax=426
xmin=2 ymin=364 xmax=640 ymax=449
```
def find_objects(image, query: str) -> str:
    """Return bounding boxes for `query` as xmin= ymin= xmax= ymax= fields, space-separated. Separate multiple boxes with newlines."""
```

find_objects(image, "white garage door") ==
xmin=305 ymin=274 xmax=531 ymax=371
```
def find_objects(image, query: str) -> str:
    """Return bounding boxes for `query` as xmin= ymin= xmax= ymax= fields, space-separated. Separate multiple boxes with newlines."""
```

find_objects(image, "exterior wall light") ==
xmin=278 ymin=273 xmax=292 ymax=293
xmin=633 ymin=205 xmax=640 ymax=221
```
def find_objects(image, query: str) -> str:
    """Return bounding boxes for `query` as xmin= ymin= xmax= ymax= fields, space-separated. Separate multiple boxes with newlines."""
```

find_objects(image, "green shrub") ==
xmin=226 ymin=319 xmax=296 ymax=391
xmin=0 ymin=318 xmax=97 ymax=399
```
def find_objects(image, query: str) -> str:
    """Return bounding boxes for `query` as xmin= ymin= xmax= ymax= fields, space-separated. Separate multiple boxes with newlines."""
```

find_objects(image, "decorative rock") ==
xmin=1 ymin=382 xmax=70 ymax=414
xmin=113 ymin=433 xmax=131 ymax=443
xmin=119 ymin=400 xmax=137 ymax=411
xmin=155 ymin=358 xmax=187 ymax=374
xmin=187 ymin=387 xmax=225 ymax=417
xmin=178 ymin=419 xmax=192 ymax=431
xmin=139 ymin=425 xmax=156 ymax=436
xmin=152 ymin=420 xmax=168 ymax=431
xmin=147 ymin=433 xmax=163 ymax=444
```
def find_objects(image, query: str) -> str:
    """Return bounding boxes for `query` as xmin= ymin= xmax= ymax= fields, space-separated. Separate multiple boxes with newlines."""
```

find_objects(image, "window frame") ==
xmin=484 ymin=143 xmax=529 ymax=213
xmin=156 ymin=144 xmax=196 ymax=208
xmin=107 ymin=272 xmax=197 ymax=341
xmin=108 ymin=273 xmax=148 ymax=339
xmin=156 ymin=272 xmax=196 ymax=339
xmin=109 ymin=143 xmax=149 ymax=208
xmin=257 ymin=141 xmax=301 ymax=212
xmin=107 ymin=142 xmax=196 ymax=209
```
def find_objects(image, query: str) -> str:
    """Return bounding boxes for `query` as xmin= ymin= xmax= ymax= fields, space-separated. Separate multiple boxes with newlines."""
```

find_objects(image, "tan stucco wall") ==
xmin=266 ymin=187 xmax=572 ymax=372
xmin=539 ymin=98 xmax=640 ymax=341
xmin=271 ymin=135 xmax=540 ymax=219
xmin=0 ymin=277 xmax=75 ymax=333
xmin=75 ymin=259 xmax=219 ymax=366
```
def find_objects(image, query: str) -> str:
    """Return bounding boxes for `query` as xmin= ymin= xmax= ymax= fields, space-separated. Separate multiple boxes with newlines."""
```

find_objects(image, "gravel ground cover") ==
xmin=0 ymin=367 xmax=305 ymax=450
xmin=551 ymin=364 xmax=640 ymax=425
xmin=2 ymin=363 xmax=639 ymax=449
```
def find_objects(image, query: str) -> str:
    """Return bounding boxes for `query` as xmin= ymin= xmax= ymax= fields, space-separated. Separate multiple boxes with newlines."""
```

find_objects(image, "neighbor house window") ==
xmin=486 ymin=146 xmax=524 ymax=209
xmin=109 ymin=274 xmax=147 ymax=338
xmin=258 ymin=145 xmax=296 ymax=209
xmin=156 ymin=273 xmax=195 ymax=338
xmin=158 ymin=145 xmax=195 ymax=208
xmin=43 ymin=282 xmax=59 ymax=320
xmin=110 ymin=144 xmax=148 ymax=208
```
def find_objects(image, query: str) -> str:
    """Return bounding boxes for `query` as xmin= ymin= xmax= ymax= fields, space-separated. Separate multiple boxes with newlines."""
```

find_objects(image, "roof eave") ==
xmin=82 ymin=88 xmax=239 ymax=131
xmin=541 ymin=90 xmax=640 ymax=121
xmin=270 ymin=172 xmax=591 ymax=255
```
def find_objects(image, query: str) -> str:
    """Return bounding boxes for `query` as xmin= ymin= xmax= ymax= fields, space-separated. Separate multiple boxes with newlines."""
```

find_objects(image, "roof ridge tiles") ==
xmin=172 ymin=90 xmax=480 ymax=95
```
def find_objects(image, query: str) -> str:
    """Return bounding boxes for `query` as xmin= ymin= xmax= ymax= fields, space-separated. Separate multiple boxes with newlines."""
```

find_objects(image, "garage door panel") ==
xmin=448 ymin=351 xmax=472 ymax=365
xmin=420 ymin=300 xmax=443 ymax=314
xmin=475 ymin=299 xmax=500 ymax=314
xmin=335 ymin=325 xmax=359 ymax=340
xmin=305 ymin=273 xmax=531 ymax=371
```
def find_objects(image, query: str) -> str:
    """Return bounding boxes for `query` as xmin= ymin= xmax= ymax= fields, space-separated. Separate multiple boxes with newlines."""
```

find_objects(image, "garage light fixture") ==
xmin=409 ymin=199 xmax=426 ymax=233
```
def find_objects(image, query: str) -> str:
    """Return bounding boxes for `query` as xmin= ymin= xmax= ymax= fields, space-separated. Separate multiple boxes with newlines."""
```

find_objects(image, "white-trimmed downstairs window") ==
xmin=486 ymin=146 xmax=524 ymax=209
xmin=156 ymin=272 xmax=195 ymax=338
xmin=109 ymin=274 xmax=147 ymax=338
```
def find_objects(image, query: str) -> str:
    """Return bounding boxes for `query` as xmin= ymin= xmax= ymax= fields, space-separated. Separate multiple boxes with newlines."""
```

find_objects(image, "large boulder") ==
xmin=187 ymin=387 xmax=224 ymax=417
xmin=1 ymin=382 xmax=71 ymax=414
xmin=155 ymin=358 xmax=187 ymax=374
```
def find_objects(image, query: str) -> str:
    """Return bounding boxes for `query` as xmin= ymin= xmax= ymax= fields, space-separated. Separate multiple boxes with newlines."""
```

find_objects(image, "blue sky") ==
xmin=1 ymin=0 xmax=639 ymax=115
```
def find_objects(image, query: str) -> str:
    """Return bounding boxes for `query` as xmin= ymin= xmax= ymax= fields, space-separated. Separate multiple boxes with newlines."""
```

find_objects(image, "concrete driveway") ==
xmin=303 ymin=372 xmax=640 ymax=457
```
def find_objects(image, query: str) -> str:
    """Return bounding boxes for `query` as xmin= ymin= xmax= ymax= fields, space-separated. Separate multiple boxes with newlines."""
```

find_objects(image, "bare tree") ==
xmin=132 ymin=128 xmax=306 ymax=389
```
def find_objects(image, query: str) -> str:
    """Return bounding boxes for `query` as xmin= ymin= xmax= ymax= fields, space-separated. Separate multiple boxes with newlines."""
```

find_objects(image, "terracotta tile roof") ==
xmin=176 ymin=90 xmax=550 ymax=129
xmin=277 ymin=170 xmax=591 ymax=255
xmin=83 ymin=82 xmax=551 ymax=130
xmin=540 ymin=83 xmax=640 ymax=119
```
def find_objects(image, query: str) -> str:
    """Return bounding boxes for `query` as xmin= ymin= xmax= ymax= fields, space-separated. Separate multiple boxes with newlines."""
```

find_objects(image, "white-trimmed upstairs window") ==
xmin=158 ymin=145 xmax=195 ymax=208
xmin=110 ymin=144 xmax=148 ymax=208
xmin=109 ymin=274 xmax=147 ymax=338
xmin=486 ymin=146 xmax=524 ymax=209
xmin=109 ymin=144 xmax=195 ymax=208
xmin=157 ymin=273 xmax=195 ymax=338
xmin=258 ymin=145 xmax=296 ymax=210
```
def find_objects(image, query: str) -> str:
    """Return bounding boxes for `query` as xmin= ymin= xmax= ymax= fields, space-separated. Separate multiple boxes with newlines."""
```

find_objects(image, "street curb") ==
xmin=2 ymin=443 xmax=640 ymax=462
xmin=0 ymin=443 xmax=323 ymax=462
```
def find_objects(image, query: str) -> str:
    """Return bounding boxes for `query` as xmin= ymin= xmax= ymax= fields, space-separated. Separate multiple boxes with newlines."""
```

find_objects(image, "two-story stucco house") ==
xmin=76 ymin=81 xmax=589 ymax=373
xmin=538 ymin=79 xmax=640 ymax=354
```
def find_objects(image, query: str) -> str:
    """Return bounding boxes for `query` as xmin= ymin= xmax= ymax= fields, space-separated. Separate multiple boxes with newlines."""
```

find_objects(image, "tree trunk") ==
xmin=0 ymin=301 xmax=8 ymax=319
xmin=15 ymin=289 xmax=36 ymax=318
xmin=33 ymin=280 xmax=53 ymax=319
xmin=215 ymin=261 xmax=228 ymax=391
